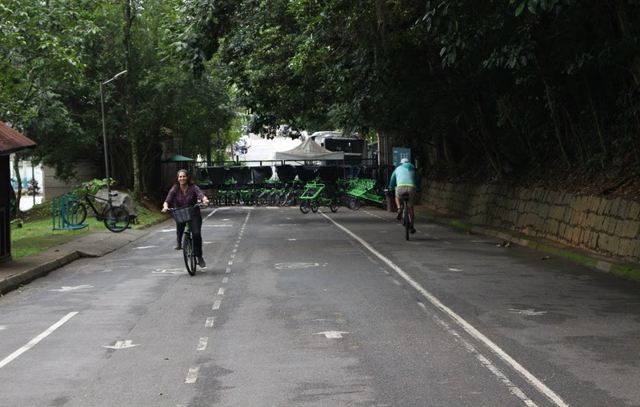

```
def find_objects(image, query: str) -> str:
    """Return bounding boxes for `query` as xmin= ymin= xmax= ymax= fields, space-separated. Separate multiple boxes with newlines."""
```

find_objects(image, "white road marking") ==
xmin=225 ymin=267 xmax=231 ymax=274
xmin=205 ymin=317 xmax=215 ymax=328
xmin=315 ymin=331 xmax=349 ymax=339
xmin=50 ymin=285 xmax=93 ymax=292
xmin=275 ymin=262 xmax=320 ymax=269
xmin=232 ymin=248 xmax=237 ymax=254
xmin=391 ymin=278 xmax=402 ymax=286
xmin=103 ymin=340 xmax=139 ymax=350
xmin=0 ymin=325 xmax=6 ymax=331
xmin=206 ymin=224 xmax=233 ymax=228
xmin=185 ymin=367 xmax=199 ymax=384
xmin=222 ymin=277 xmax=229 ymax=284
xmin=0 ymin=312 xmax=78 ymax=369
xmin=218 ymin=288 xmax=225 ymax=296
xmin=228 ymin=261 xmax=233 ymax=266
xmin=197 ymin=337 xmax=208 ymax=351
xmin=432 ymin=314 xmax=538 ymax=407
xmin=288 ymin=238 xmax=297 ymax=241
xmin=449 ymin=268 xmax=462 ymax=272
xmin=230 ymin=254 xmax=235 ymax=259
xmin=322 ymin=213 xmax=569 ymax=407
xmin=509 ymin=308 xmax=547 ymax=316
xmin=161 ymin=229 xmax=176 ymax=233
xmin=212 ymin=300 xmax=221 ymax=310
xmin=152 ymin=268 xmax=184 ymax=275
xmin=134 ymin=245 xmax=156 ymax=250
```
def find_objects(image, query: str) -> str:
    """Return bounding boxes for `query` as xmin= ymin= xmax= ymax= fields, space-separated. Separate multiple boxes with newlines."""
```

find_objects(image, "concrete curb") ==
xmin=416 ymin=210 xmax=640 ymax=283
xmin=0 ymin=252 xmax=80 ymax=295
xmin=0 ymin=226 xmax=155 ymax=296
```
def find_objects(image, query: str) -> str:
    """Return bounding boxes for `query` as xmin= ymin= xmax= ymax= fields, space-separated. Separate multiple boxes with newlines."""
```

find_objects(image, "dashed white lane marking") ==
xmin=218 ymin=288 xmax=225 ymax=296
xmin=205 ymin=317 xmax=215 ymax=328
xmin=185 ymin=367 xmax=199 ymax=384
xmin=197 ymin=337 xmax=208 ymax=351
xmin=212 ymin=300 xmax=221 ymax=310
xmin=225 ymin=267 xmax=231 ymax=274
xmin=230 ymin=254 xmax=235 ymax=259
xmin=232 ymin=248 xmax=237 ymax=254
xmin=321 ymin=213 xmax=569 ymax=407
xmin=228 ymin=261 xmax=233 ymax=266
xmin=0 ymin=312 xmax=78 ymax=369
xmin=222 ymin=277 xmax=229 ymax=284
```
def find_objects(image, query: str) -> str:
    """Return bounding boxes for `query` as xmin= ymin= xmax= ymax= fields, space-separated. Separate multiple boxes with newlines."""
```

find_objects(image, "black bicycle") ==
xmin=168 ymin=202 xmax=206 ymax=276
xmin=64 ymin=192 xmax=131 ymax=233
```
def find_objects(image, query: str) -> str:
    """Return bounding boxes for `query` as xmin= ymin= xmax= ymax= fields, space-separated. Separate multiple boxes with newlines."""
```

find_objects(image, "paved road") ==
xmin=0 ymin=207 xmax=639 ymax=406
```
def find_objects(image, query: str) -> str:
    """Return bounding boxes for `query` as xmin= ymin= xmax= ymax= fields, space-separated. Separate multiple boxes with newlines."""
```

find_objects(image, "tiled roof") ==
xmin=0 ymin=122 xmax=36 ymax=155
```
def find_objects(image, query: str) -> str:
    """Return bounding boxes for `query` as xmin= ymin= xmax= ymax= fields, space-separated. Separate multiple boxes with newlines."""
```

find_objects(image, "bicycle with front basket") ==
xmin=167 ymin=202 xmax=206 ymax=276
xmin=64 ymin=191 xmax=131 ymax=232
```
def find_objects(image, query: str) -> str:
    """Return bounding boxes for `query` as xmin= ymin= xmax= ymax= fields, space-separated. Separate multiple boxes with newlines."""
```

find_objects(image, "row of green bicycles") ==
xmin=202 ymin=178 xmax=386 ymax=213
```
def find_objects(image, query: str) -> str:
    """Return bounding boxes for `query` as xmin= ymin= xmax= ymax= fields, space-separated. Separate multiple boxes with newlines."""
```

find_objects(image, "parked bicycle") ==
xmin=63 ymin=191 xmax=131 ymax=233
xmin=167 ymin=202 xmax=207 ymax=276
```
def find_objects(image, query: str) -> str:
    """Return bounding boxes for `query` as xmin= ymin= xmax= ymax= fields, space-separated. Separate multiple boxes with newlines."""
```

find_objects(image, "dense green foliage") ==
xmin=1 ymin=0 xmax=236 ymax=196
xmin=3 ymin=0 xmax=640 ymax=189
xmin=197 ymin=0 xmax=640 ymax=179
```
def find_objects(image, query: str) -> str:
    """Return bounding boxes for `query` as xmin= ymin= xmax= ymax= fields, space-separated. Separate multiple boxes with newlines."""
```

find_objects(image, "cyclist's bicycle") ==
xmin=64 ymin=191 xmax=131 ymax=233
xmin=399 ymin=192 xmax=412 ymax=241
xmin=168 ymin=202 xmax=206 ymax=276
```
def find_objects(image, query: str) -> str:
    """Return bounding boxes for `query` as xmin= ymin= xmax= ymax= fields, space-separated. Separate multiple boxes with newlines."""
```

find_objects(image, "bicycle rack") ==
xmin=52 ymin=194 xmax=88 ymax=231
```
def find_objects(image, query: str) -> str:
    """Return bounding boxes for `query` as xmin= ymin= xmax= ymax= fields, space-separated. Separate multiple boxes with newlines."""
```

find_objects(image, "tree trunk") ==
xmin=12 ymin=155 xmax=22 ymax=214
xmin=123 ymin=0 xmax=140 ymax=198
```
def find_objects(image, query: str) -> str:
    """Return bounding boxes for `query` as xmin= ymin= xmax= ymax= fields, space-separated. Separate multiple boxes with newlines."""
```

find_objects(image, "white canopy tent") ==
xmin=275 ymin=138 xmax=345 ymax=161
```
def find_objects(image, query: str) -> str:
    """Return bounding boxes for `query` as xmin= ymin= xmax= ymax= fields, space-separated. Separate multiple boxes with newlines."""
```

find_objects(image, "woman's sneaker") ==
xmin=197 ymin=257 xmax=206 ymax=267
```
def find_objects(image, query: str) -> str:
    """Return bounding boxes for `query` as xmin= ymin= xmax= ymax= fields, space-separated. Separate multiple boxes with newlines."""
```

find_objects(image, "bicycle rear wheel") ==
xmin=104 ymin=206 xmax=130 ymax=232
xmin=183 ymin=234 xmax=196 ymax=276
xmin=63 ymin=200 xmax=87 ymax=225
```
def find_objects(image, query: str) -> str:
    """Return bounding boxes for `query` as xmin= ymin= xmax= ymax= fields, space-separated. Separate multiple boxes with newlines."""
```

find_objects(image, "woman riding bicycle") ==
xmin=389 ymin=158 xmax=418 ymax=234
xmin=162 ymin=169 xmax=210 ymax=267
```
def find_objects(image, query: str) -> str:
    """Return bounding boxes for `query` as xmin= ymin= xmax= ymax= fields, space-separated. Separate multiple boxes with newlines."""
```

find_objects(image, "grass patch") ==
xmin=10 ymin=196 xmax=167 ymax=260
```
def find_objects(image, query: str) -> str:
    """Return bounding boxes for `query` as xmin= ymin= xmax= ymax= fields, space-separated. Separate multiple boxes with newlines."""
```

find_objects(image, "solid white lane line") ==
xmin=185 ymin=367 xmax=199 ymax=384
xmin=0 ymin=312 xmax=78 ymax=369
xmin=197 ymin=337 xmax=208 ymax=351
xmin=432 ymin=314 xmax=538 ymax=407
xmin=321 ymin=213 xmax=569 ymax=407
xmin=205 ymin=317 xmax=215 ymax=328
xmin=212 ymin=300 xmax=221 ymax=310
xmin=218 ymin=287 xmax=225 ymax=296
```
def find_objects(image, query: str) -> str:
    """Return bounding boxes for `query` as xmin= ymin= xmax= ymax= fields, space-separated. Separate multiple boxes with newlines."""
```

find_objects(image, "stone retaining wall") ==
xmin=422 ymin=181 xmax=640 ymax=262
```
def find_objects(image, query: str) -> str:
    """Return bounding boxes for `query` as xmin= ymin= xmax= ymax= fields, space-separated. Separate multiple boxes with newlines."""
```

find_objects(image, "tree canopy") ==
xmin=2 ymin=0 xmax=640 ymax=192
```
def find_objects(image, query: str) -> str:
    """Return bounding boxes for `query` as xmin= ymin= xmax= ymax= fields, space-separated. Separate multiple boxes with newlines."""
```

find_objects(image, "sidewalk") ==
xmin=0 ymin=228 xmax=150 ymax=295
xmin=412 ymin=204 xmax=640 ymax=283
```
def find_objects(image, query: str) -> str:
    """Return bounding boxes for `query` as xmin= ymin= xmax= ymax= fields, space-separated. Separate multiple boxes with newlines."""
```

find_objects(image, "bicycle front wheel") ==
xmin=183 ymin=234 xmax=196 ymax=276
xmin=300 ymin=202 xmax=310 ymax=214
xmin=103 ymin=206 xmax=130 ymax=232
xmin=63 ymin=200 xmax=87 ymax=225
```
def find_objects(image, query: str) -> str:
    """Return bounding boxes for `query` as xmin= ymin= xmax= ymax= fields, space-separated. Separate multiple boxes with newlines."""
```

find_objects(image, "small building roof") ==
xmin=0 ymin=122 xmax=36 ymax=155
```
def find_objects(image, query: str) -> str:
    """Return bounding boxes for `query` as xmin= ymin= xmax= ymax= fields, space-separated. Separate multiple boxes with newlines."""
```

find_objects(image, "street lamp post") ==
xmin=100 ymin=70 xmax=127 ymax=195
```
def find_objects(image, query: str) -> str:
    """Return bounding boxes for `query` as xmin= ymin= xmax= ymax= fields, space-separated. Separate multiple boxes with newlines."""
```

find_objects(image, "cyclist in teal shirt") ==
xmin=388 ymin=158 xmax=418 ymax=233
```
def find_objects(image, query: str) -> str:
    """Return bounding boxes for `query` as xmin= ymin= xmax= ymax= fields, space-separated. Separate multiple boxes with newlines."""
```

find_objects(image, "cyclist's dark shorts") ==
xmin=395 ymin=186 xmax=417 ymax=206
